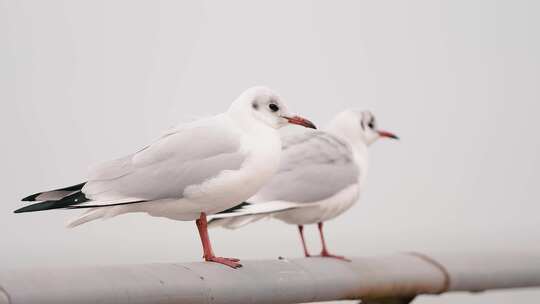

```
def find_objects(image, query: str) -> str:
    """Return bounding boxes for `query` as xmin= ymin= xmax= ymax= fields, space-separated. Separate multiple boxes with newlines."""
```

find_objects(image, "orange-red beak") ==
xmin=283 ymin=115 xmax=317 ymax=129
xmin=377 ymin=130 xmax=399 ymax=140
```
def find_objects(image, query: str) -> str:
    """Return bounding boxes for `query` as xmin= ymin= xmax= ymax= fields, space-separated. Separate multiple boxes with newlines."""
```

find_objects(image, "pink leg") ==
xmin=317 ymin=222 xmax=350 ymax=261
xmin=196 ymin=212 xmax=242 ymax=268
xmin=297 ymin=225 xmax=311 ymax=257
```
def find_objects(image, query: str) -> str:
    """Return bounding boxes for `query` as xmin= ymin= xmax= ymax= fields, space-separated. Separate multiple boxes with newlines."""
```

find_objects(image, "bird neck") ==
xmin=323 ymin=113 xmax=369 ymax=166
xmin=324 ymin=114 xmax=366 ymax=148
xmin=227 ymin=107 xmax=277 ymax=139
xmin=227 ymin=101 xmax=255 ymax=128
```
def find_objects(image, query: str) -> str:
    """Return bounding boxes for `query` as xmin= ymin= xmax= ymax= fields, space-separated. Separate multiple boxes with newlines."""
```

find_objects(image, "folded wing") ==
xmin=252 ymin=131 xmax=359 ymax=204
xmin=82 ymin=117 xmax=246 ymax=205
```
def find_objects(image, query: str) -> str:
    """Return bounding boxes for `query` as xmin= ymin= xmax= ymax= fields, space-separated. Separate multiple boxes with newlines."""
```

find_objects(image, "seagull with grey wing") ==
xmin=209 ymin=110 xmax=397 ymax=259
xmin=15 ymin=86 xmax=316 ymax=268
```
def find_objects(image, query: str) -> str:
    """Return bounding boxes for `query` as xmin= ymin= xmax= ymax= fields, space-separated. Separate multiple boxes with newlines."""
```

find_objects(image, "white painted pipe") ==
xmin=1 ymin=252 xmax=539 ymax=304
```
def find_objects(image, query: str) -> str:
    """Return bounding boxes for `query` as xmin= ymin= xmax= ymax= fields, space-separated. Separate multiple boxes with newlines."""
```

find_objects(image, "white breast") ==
xmin=185 ymin=124 xmax=282 ymax=215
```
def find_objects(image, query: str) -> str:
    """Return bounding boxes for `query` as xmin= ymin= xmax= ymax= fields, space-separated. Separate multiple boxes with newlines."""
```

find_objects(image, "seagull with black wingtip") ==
xmin=15 ymin=86 xmax=316 ymax=268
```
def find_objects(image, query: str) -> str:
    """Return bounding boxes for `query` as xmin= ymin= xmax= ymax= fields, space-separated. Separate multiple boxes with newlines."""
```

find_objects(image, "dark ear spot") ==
xmin=252 ymin=101 xmax=259 ymax=110
xmin=361 ymin=120 xmax=365 ymax=130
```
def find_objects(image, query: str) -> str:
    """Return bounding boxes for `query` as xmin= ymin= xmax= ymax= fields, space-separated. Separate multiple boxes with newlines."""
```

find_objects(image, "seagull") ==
xmin=208 ymin=110 xmax=397 ymax=260
xmin=15 ymin=86 xmax=316 ymax=268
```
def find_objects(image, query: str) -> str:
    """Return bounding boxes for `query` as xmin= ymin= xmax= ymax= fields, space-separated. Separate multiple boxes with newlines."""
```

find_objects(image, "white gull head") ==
xmin=324 ymin=110 xmax=398 ymax=147
xmin=228 ymin=86 xmax=316 ymax=130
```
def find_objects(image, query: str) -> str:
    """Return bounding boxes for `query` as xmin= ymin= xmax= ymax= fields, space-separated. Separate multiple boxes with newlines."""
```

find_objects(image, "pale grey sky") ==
xmin=1 ymin=0 xmax=539 ymax=303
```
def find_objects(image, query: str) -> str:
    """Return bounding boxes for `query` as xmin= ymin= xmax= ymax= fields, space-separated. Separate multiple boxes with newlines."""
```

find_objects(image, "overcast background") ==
xmin=1 ymin=0 xmax=540 ymax=303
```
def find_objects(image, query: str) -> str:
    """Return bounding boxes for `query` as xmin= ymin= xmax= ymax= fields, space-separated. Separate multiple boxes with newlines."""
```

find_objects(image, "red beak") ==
xmin=377 ymin=130 xmax=399 ymax=140
xmin=283 ymin=115 xmax=317 ymax=129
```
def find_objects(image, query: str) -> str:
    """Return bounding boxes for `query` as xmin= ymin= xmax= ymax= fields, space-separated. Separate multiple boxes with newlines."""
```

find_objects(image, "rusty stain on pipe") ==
xmin=406 ymin=252 xmax=451 ymax=294
xmin=0 ymin=286 xmax=10 ymax=304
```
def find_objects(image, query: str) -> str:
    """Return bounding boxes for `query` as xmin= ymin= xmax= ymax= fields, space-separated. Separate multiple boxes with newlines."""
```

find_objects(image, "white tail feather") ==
xmin=208 ymin=201 xmax=303 ymax=229
xmin=66 ymin=208 xmax=107 ymax=228
xmin=209 ymin=214 xmax=268 ymax=229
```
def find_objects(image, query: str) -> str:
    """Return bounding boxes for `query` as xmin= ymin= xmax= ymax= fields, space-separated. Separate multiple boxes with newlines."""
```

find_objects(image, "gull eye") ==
xmin=269 ymin=104 xmax=279 ymax=112
xmin=367 ymin=119 xmax=375 ymax=129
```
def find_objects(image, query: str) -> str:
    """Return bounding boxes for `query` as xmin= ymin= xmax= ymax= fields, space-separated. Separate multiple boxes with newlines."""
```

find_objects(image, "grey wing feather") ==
xmin=254 ymin=131 xmax=359 ymax=203
xmin=82 ymin=117 xmax=246 ymax=203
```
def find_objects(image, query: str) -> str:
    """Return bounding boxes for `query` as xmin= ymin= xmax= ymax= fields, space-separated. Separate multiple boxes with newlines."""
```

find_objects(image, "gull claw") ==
xmin=205 ymin=256 xmax=242 ymax=268
xmin=319 ymin=252 xmax=351 ymax=262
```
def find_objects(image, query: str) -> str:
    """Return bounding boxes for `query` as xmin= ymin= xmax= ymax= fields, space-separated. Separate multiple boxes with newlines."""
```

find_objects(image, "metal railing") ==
xmin=1 ymin=252 xmax=539 ymax=304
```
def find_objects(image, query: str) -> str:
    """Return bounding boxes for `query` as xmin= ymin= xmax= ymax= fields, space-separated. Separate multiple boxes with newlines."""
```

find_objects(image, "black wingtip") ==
xmin=21 ymin=182 xmax=87 ymax=202
xmin=14 ymin=201 xmax=58 ymax=213
xmin=15 ymin=191 xmax=90 ymax=214
xmin=216 ymin=202 xmax=251 ymax=214
xmin=21 ymin=193 xmax=40 ymax=202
